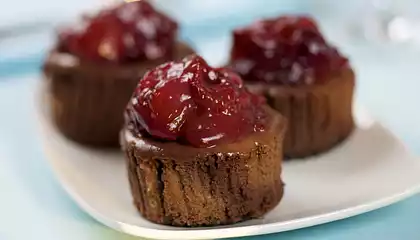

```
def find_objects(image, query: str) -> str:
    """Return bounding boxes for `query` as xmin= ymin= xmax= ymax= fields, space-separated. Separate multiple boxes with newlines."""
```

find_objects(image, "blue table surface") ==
xmin=3 ymin=2 xmax=420 ymax=239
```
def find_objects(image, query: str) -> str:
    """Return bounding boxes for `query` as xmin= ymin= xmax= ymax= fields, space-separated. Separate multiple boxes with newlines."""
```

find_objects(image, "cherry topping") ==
xmin=127 ymin=55 xmax=267 ymax=147
xmin=57 ymin=1 xmax=177 ymax=63
xmin=230 ymin=15 xmax=348 ymax=85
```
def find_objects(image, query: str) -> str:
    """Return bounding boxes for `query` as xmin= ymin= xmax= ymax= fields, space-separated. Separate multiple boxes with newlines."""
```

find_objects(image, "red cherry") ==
xmin=230 ymin=15 xmax=348 ymax=85
xmin=131 ymin=62 xmax=194 ymax=139
xmin=58 ymin=1 xmax=177 ymax=63
xmin=128 ymin=55 xmax=267 ymax=147
xmin=71 ymin=13 xmax=127 ymax=63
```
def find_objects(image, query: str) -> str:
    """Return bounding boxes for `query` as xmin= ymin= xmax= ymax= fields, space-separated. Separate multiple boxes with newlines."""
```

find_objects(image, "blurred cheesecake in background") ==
xmin=228 ymin=15 xmax=355 ymax=158
xmin=43 ymin=0 xmax=194 ymax=147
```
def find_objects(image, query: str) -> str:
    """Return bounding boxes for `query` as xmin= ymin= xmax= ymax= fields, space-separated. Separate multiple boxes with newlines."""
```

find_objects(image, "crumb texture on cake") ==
xmin=124 ymin=130 xmax=284 ymax=226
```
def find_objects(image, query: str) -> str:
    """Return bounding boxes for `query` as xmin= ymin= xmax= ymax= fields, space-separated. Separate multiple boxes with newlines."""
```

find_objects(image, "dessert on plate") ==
xmin=229 ymin=15 xmax=355 ymax=158
xmin=121 ymin=55 xmax=287 ymax=226
xmin=43 ymin=0 xmax=194 ymax=147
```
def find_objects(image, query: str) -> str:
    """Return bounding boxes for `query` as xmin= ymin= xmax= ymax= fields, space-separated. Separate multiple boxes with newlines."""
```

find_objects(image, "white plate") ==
xmin=36 ymin=85 xmax=420 ymax=240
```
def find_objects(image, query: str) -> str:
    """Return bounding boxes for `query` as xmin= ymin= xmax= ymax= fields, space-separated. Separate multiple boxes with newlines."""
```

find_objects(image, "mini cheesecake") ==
xmin=121 ymin=55 xmax=287 ymax=226
xmin=43 ymin=1 xmax=194 ymax=147
xmin=229 ymin=16 xmax=355 ymax=158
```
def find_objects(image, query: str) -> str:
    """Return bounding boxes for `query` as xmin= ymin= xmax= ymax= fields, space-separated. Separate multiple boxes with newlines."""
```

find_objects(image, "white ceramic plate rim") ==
xmin=44 ymin=155 xmax=420 ymax=240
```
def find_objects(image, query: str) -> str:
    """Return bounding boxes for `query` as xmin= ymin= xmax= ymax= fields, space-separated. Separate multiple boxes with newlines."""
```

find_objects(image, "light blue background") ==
xmin=2 ymin=1 xmax=420 ymax=239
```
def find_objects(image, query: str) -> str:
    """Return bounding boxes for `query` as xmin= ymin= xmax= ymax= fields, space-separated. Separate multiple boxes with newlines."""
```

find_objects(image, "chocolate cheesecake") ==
xmin=121 ymin=55 xmax=287 ymax=226
xmin=229 ymin=16 xmax=355 ymax=158
xmin=43 ymin=1 xmax=194 ymax=147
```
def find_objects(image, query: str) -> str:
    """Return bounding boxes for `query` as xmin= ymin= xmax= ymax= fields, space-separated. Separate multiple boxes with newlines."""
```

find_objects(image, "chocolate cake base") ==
xmin=121 ymin=108 xmax=286 ymax=226
xmin=247 ymin=68 xmax=355 ymax=159
xmin=43 ymin=42 xmax=194 ymax=147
